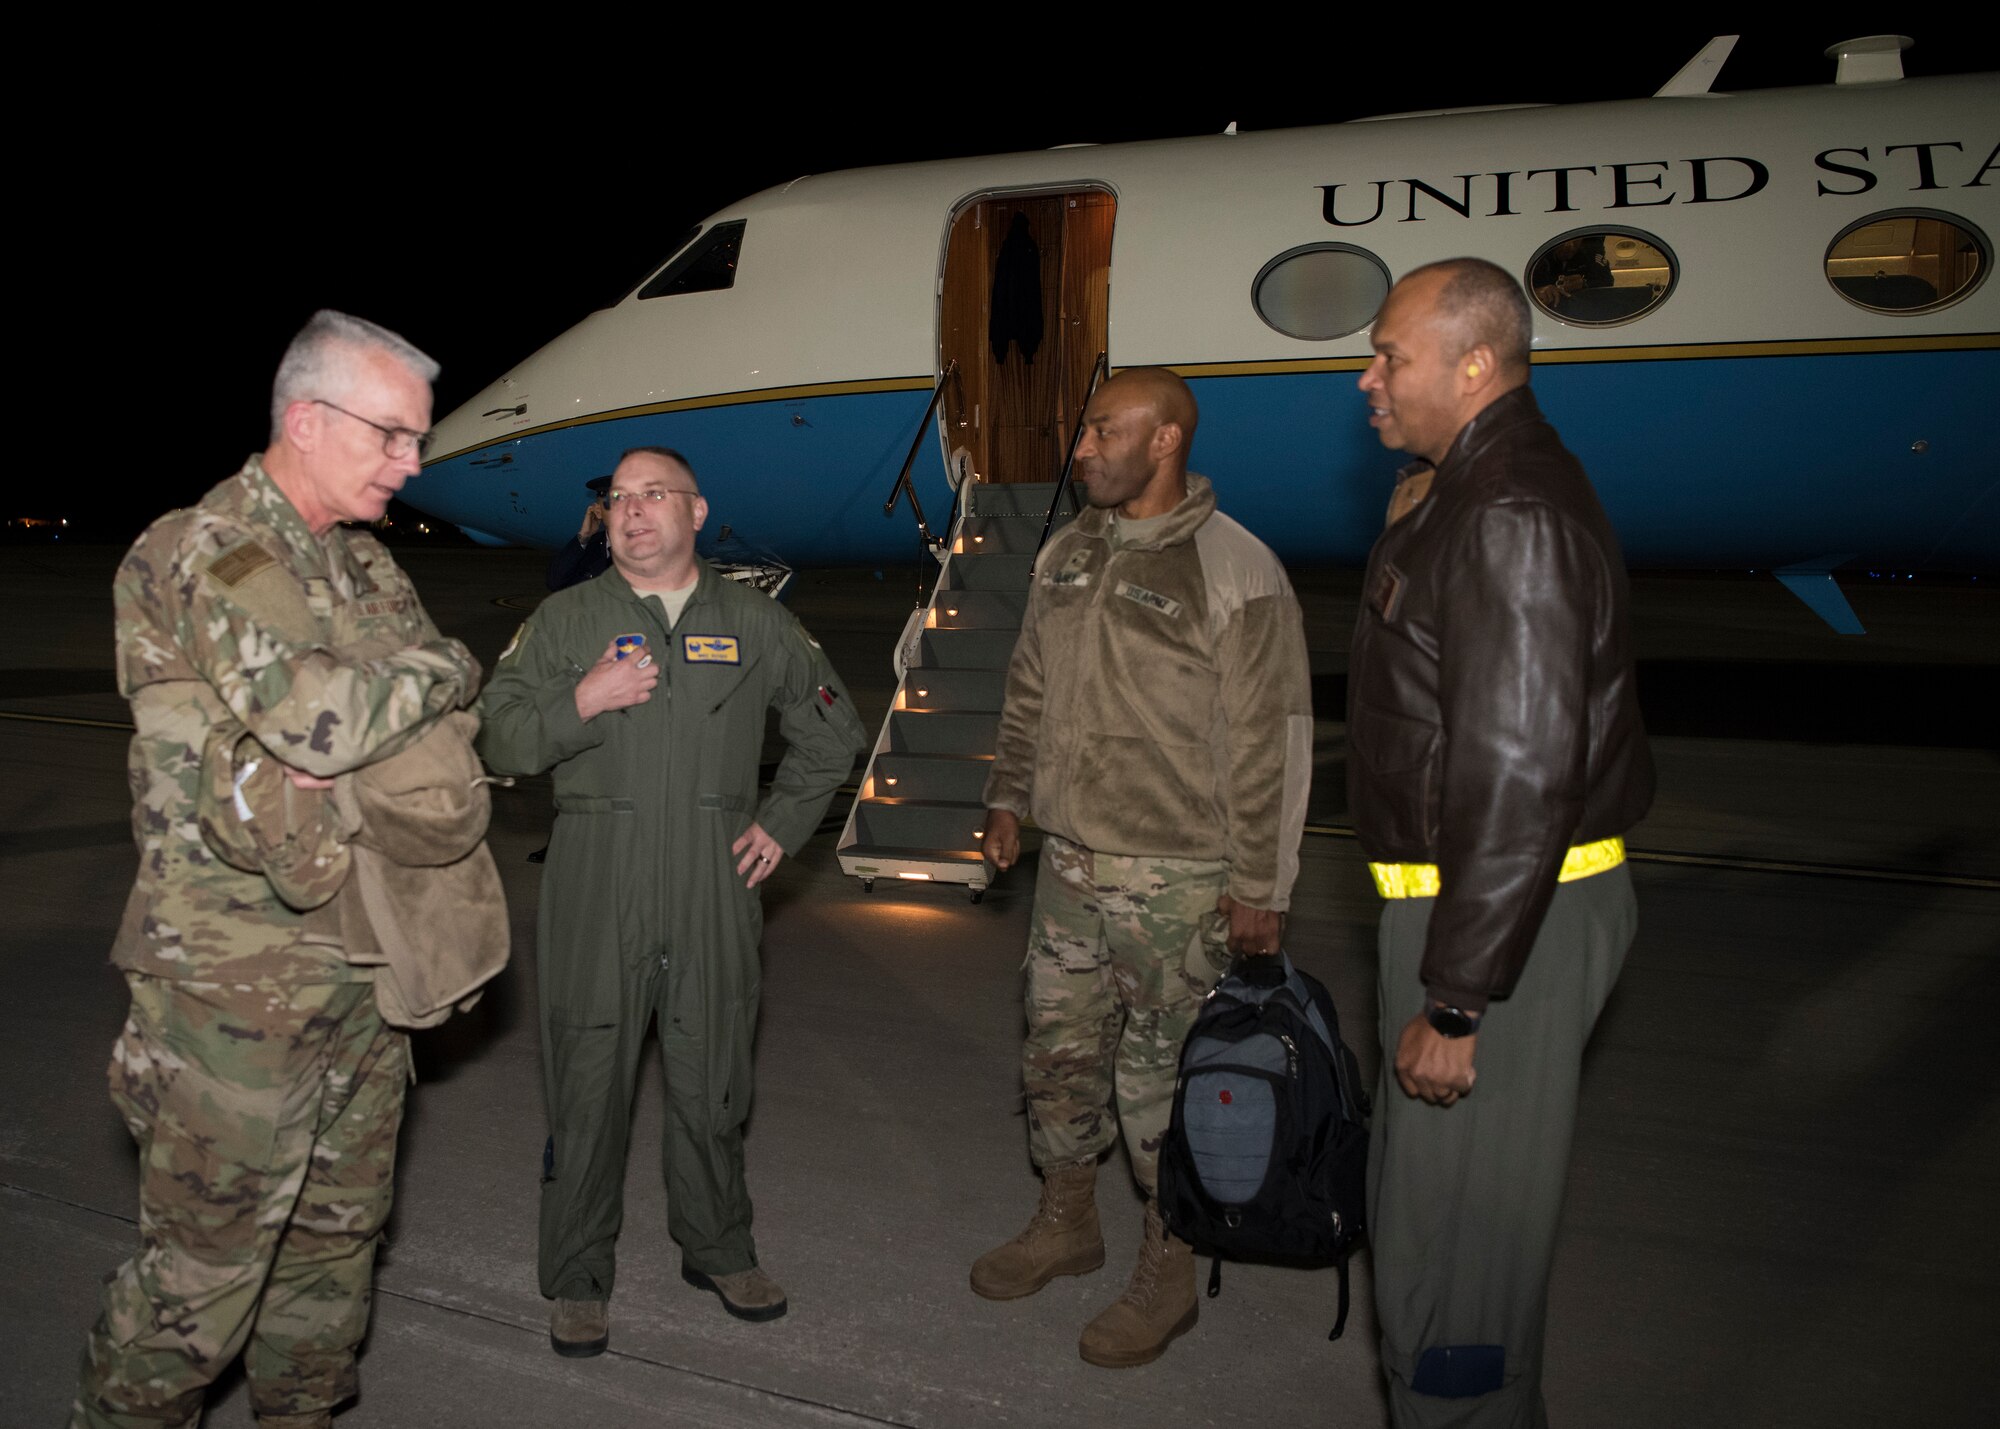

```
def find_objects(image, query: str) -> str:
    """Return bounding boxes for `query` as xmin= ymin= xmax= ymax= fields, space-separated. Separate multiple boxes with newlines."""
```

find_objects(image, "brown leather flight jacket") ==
xmin=1347 ymin=386 xmax=1654 ymax=1011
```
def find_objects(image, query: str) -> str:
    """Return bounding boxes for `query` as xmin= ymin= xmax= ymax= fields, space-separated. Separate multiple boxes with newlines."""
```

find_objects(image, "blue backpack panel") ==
xmin=1158 ymin=951 xmax=1371 ymax=1339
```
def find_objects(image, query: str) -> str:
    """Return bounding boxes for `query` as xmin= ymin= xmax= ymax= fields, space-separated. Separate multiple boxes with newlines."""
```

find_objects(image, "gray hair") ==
xmin=1407 ymin=258 xmax=1533 ymax=373
xmin=270 ymin=310 xmax=440 ymax=442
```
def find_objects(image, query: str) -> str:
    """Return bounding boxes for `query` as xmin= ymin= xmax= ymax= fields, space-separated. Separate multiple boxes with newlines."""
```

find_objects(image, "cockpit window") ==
xmin=1252 ymin=244 xmax=1391 ymax=340
xmin=1825 ymin=211 xmax=1987 ymax=313
xmin=638 ymin=221 xmax=746 ymax=299
xmin=626 ymin=225 xmax=700 ymax=298
xmin=1526 ymin=229 xmax=1676 ymax=326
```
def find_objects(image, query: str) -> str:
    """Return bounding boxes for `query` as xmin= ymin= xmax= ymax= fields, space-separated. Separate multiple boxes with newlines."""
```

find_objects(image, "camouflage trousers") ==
xmin=74 ymin=974 xmax=409 ymax=1429
xmin=1022 ymin=835 xmax=1230 ymax=1196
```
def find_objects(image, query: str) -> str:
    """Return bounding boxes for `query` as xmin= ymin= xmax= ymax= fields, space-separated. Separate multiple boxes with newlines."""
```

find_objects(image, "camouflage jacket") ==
xmin=110 ymin=455 xmax=480 ymax=983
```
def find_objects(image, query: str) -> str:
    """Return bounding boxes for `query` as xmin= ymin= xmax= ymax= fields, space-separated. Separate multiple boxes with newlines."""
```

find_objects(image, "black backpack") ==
xmin=1157 ymin=951 xmax=1372 ymax=1339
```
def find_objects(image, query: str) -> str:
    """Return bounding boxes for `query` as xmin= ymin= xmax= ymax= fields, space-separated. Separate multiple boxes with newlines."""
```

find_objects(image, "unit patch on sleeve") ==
xmin=683 ymin=634 xmax=742 ymax=664
xmin=1114 ymin=580 xmax=1183 ymax=619
xmin=206 ymin=542 xmax=277 ymax=589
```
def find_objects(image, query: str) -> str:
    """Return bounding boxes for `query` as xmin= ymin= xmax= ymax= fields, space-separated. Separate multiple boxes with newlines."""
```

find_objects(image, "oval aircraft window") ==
xmin=1526 ymin=229 xmax=1677 ymax=326
xmin=1825 ymin=211 xmax=1989 ymax=313
xmin=1253 ymin=245 xmax=1391 ymax=340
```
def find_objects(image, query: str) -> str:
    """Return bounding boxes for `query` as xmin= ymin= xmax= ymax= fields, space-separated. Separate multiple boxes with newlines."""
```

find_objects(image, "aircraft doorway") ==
xmin=939 ymin=189 xmax=1114 ymax=485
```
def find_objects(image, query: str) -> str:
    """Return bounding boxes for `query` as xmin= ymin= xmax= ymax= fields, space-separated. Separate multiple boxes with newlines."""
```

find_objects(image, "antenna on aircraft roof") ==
xmin=1223 ymin=121 xmax=1238 ymax=136
xmin=1827 ymin=34 xmax=1913 ymax=85
xmin=1655 ymin=35 xmax=1739 ymax=97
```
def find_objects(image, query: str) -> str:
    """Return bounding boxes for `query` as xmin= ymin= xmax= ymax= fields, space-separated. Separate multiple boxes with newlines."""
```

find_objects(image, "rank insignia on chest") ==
xmin=1045 ymin=548 xmax=1094 ymax=588
xmin=683 ymin=634 xmax=742 ymax=664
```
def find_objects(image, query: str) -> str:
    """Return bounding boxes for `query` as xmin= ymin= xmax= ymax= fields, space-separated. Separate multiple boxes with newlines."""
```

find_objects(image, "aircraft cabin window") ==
xmin=1825 ymin=211 xmax=1988 ymax=314
xmin=1252 ymin=244 xmax=1391 ymax=340
xmin=1526 ymin=229 xmax=1677 ymax=326
xmin=638 ymin=220 xmax=746 ymax=299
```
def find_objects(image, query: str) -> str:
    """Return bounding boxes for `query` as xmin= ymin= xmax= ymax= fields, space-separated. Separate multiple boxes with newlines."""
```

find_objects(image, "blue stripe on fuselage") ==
xmin=410 ymin=350 xmax=1998 ymax=571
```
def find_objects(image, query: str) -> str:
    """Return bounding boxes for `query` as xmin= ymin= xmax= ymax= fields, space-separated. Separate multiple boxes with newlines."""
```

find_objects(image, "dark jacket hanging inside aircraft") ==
xmin=989 ymin=212 xmax=1043 ymax=365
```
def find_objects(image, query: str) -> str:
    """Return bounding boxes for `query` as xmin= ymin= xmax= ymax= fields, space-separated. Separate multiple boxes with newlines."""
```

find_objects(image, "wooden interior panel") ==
xmin=938 ymin=188 xmax=1117 ymax=486
xmin=939 ymin=204 xmax=990 ymax=486
xmin=1058 ymin=191 xmax=1116 ymax=449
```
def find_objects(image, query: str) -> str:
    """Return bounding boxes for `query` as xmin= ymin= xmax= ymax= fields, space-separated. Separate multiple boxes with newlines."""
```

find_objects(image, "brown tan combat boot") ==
xmin=550 ymin=1297 xmax=610 ymax=1357
xmin=1077 ymin=1199 xmax=1197 ymax=1367
xmin=969 ymin=1158 xmax=1105 ymax=1300
xmin=683 ymin=1263 xmax=789 ymax=1322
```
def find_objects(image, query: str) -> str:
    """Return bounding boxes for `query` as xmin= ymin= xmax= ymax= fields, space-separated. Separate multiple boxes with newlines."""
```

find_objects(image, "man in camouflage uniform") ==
xmin=975 ymin=368 xmax=1312 ymax=1367
xmin=74 ymin=311 xmax=482 ymax=1429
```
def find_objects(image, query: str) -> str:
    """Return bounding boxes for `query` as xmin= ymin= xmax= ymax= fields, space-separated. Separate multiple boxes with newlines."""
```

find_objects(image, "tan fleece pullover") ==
xmin=984 ymin=473 xmax=1312 ymax=910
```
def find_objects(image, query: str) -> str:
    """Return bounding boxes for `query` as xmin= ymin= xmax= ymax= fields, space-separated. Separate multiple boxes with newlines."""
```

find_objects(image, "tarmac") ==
xmin=3 ymin=543 xmax=1995 ymax=1428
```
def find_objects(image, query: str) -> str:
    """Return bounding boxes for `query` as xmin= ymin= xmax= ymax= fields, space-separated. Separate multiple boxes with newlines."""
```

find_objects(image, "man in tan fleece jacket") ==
xmin=971 ymin=368 xmax=1312 ymax=1368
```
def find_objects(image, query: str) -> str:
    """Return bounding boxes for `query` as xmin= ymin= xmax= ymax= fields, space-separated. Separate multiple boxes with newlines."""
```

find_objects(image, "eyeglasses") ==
xmin=606 ymin=488 xmax=700 ymax=504
xmin=313 ymin=400 xmax=433 ymax=460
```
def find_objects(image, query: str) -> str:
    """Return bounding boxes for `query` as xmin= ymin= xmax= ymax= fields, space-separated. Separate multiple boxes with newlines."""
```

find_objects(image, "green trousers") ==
xmin=1368 ymin=865 xmax=1636 ymax=1429
xmin=1021 ymin=834 xmax=1230 ymax=1196
xmin=74 ymin=976 xmax=408 ymax=1429
xmin=538 ymin=941 xmax=760 ymax=1301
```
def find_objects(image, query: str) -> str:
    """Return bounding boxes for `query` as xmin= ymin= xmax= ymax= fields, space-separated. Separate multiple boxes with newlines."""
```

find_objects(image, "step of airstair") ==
xmin=918 ymin=628 xmax=1019 ymax=670
xmin=928 ymin=591 xmax=1028 ymax=628
xmin=943 ymin=553 xmax=1035 ymax=590
xmin=838 ymin=478 xmax=1076 ymax=896
xmin=898 ymin=669 xmax=1009 ymax=712
xmin=866 ymin=752 xmax=994 ymax=804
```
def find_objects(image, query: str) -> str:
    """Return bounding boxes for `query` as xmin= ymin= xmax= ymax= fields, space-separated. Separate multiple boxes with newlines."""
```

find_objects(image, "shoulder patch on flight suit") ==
xmin=683 ymin=634 xmax=741 ymax=664
xmin=206 ymin=542 xmax=277 ymax=588
xmin=1114 ymin=580 xmax=1182 ymax=618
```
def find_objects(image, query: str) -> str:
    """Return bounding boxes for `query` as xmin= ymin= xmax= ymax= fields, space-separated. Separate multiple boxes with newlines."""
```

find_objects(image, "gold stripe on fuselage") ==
xmin=427 ymin=334 xmax=1998 ymax=465
xmin=1168 ymin=331 xmax=1999 ymax=379
xmin=432 ymin=375 xmax=936 ymax=463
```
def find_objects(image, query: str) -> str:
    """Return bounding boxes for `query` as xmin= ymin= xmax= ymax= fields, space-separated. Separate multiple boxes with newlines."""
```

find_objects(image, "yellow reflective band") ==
xmin=1556 ymin=836 xmax=1627 ymax=883
xmin=1369 ymin=838 xmax=1626 ymax=900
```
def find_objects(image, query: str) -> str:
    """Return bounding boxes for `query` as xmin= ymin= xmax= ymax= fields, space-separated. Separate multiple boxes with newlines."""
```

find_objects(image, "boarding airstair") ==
xmin=836 ymin=479 xmax=1076 ymax=897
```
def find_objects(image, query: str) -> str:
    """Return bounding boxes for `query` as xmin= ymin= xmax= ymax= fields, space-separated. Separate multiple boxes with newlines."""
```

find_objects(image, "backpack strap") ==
xmin=1329 ymin=1257 xmax=1351 ymax=1341
xmin=1207 ymin=1256 xmax=1222 ymax=1299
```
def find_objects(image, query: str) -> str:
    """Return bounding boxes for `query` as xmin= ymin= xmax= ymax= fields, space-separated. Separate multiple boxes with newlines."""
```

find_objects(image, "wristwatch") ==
xmin=1425 ymin=1000 xmax=1482 ymax=1039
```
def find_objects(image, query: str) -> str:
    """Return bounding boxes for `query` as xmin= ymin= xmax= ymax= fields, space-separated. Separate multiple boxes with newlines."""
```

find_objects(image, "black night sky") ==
xmin=31 ymin=24 xmax=1998 ymax=542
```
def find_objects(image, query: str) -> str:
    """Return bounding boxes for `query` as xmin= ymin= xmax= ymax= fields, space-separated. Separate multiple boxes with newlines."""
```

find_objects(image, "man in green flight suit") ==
xmin=478 ymin=446 xmax=866 ymax=1355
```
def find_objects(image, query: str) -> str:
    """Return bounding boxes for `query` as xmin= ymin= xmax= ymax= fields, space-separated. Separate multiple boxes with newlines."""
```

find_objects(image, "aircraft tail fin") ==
xmin=1656 ymin=36 xmax=1739 ymax=97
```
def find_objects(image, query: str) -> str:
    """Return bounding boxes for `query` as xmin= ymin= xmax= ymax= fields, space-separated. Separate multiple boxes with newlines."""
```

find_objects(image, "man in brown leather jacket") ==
xmin=1348 ymin=259 xmax=1654 ymax=1427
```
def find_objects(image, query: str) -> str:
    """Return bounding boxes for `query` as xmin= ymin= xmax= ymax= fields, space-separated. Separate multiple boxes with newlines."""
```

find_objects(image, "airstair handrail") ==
xmin=882 ymin=360 xmax=959 ymax=551
xmin=1038 ymin=351 xmax=1109 ymax=556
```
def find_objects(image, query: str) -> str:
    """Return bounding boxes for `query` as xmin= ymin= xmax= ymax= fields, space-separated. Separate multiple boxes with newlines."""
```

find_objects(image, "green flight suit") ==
xmin=477 ymin=561 xmax=865 ymax=1301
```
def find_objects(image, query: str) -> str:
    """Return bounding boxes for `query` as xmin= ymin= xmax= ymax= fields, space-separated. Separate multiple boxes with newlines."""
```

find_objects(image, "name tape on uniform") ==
xmin=1114 ymin=580 xmax=1182 ymax=618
